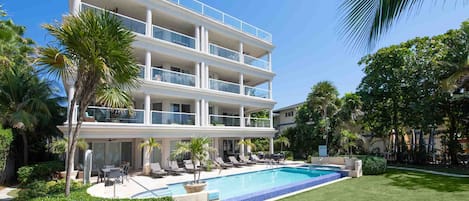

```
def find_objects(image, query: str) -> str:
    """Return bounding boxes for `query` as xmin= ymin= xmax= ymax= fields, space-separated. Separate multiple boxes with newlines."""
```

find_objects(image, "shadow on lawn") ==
xmin=384 ymin=169 xmax=469 ymax=192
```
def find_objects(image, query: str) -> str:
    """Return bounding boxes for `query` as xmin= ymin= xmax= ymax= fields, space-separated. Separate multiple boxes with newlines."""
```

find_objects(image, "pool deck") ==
xmin=87 ymin=161 xmax=306 ymax=199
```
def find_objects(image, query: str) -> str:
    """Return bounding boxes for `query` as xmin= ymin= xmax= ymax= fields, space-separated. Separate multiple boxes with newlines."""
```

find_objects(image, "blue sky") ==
xmin=2 ymin=0 xmax=468 ymax=109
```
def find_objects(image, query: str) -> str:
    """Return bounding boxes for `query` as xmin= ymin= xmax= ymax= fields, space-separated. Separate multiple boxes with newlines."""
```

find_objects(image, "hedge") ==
xmin=17 ymin=160 xmax=64 ymax=184
xmin=357 ymin=155 xmax=387 ymax=175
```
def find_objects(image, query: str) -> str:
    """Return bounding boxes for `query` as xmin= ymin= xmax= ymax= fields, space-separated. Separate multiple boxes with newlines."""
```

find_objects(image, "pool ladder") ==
xmin=266 ymin=159 xmax=278 ymax=169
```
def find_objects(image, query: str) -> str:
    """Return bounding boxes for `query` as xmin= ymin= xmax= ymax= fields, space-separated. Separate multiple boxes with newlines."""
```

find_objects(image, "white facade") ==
xmin=273 ymin=102 xmax=304 ymax=135
xmin=63 ymin=0 xmax=276 ymax=170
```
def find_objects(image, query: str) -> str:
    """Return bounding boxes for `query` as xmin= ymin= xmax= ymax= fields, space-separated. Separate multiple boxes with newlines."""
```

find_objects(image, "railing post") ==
xmin=239 ymin=105 xmax=245 ymax=127
xmin=195 ymin=99 xmax=200 ymax=126
xmin=268 ymin=80 xmax=272 ymax=99
xmin=144 ymin=94 xmax=151 ymax=125
xmin=239 ymin=73 xmax=244 ymax=95
xmin=268 ymin=52 xmax=272 ymax=71
xmin=269 ymin=109 xmax=273 ymax=128
xmin=239 ymin=42 xmax=244 ymax=63
xmin=145 ymin=51 xmax=152 ymax=81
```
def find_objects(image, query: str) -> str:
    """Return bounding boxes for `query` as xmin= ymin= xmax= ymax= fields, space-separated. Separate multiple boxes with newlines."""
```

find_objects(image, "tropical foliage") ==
xmin=38 ymin=10 xmax=139 ymax=196
xmin=172 ymin=137 xmax=215 ymax=184
xmin=140 ymin=137 xmax=161 ymax=175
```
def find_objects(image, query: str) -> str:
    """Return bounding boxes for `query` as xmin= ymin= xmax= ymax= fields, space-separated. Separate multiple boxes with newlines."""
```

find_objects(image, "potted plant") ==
xmin=49 ymin=137 xmax=88 ymax=178
xmin=172 ymin=137 xmax=215 ymax=193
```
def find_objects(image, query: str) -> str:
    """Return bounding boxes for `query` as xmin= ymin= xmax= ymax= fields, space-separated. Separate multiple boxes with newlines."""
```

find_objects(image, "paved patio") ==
xmin=87 ymin=161 xmax=305 ymax=199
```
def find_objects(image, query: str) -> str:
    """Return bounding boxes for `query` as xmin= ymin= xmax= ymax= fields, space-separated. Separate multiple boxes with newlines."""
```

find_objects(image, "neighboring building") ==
xmin=63 ymin=0 xmax=276 ymax=170
xmin=273 ymin=102 xmax=304 ymax=135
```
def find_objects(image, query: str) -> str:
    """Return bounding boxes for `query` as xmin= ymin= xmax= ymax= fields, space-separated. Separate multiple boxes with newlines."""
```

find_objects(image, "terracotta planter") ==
xmin=183 ymin=182 xmax=207 ymax=193
xmin=59 ymin=171 xmax=67 ymax=179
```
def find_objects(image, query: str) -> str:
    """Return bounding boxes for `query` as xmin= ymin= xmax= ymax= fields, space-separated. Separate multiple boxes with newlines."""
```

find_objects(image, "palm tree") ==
xmin=275 ymin=136 xmax=290 ymax=152
xmin=172 ymin=137 xmax=215 ymax=185
xmin=49 ymin=138 xmax=89 ymax=160
xmin=140 ymin=137 xmax=161 ymax=175
xmin=237 ymin=139 xmax=256 ymax=155
xmin=307 ymin=81 xmax=340 ymax=150
xmin=0 ymin=67 xmax=62 ymax=165
xmin=38 ymin=10 xmax=139 ymax=196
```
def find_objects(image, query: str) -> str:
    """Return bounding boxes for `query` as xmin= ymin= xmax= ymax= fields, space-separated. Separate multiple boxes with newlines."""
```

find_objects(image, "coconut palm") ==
xmin=172 ymin=137 xmax=215 ymax=185
xmin=38 ymin=10 xmax=139 ymax=196
xmin=275 ymin=136 xmax=290 ymax=152
xmin=0 ymin=67 xmax=63 ymax=165
xmin=140 ymin=137 xmax=161 ymax=175
xmin=237 ymin=139 xmax=256 ymax=155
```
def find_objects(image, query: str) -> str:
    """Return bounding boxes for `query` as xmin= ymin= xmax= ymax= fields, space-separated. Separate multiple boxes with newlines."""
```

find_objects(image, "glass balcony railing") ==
xmin=210 ymin=114 xmax=240 ymax=127
xmin=138 ymin=65 xmax=145 ymax=79
xmin=209 ymin=79 xmax=240 ymax=94
xmin=169 ymin=0 xmax=272 ymax=43
xmin=81 ymin=3 xmax=146 ymax=35
xmin=244 ymin=55 xmax=269 ymax=70
xmin=209 ymin=43 xmax=239 ymax=62
xmin=152 ymin=68 xmax=195 ymax=87
xmin=245 ymin=117 xmax=270 ymax=128
xmin=153 ymin=25 xmax=195 ymax=49
xmin=151 ymin=111 xmax=195 ymax=125
xmin=244 ymin=86 xmax=270 ymax=99
xmin=82 ymin=106 xmax=144 ymax=124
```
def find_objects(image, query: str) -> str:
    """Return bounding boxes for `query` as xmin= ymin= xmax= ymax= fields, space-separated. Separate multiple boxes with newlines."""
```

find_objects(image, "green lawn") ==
xmin=281 ymin=169 xmax=469 ymax=201
xmin=390 ymin=164 xmax=469 ymax=175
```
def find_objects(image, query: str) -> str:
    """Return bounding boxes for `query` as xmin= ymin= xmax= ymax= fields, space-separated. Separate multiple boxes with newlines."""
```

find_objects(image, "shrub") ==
xmin=281 ymin=151 xmax=293 ymax=160
xmin=17 ymin=179 xmax=83 ymax=200
xmin=306 ymin=155 xmax=312 ymax=163
xmin=17 ymin=161 xmax=64 ymax=184
xmin=357 ymin=155 xmax=387 ymax=175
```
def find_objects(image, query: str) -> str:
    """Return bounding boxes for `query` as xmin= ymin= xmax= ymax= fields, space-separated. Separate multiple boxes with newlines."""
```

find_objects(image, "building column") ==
xmin=239 ymin=42 xmax=244 ymax=63
xmin=205 ymin=28 xmax=209 ymax=53
xmin=195 ymin=26 xmax=200 ymax=51
xmin=268 ymin=80 xmax=273 ymax=99
xmin=240 ymin=137 xmax=245 ymax=157
xmin=267 ymin=52 xmax=272 ymax=71
xmin=161 ymin=139 xmax=171 ymax=169
xmin=200 ymin=26 xmax=206 ymax=52
xmin=205 ymin=101 xmax=210 ymax=126
xmin=200 ymin=62 xmax=206 ymax=88
xmin=246 ymin=139 xmax=252 ymax=154
xmin=145 ymin=8 xmax=153 ymax=37
xmin=269 ymin=109 xmax=274 ymax=128
xmin=239 ymin=105 xmax=245 ymax=127
xmin=143 ymin=139 xmax=151 ymax=174
xmin=145 ymin=51 xmax=152 ymax=81
xmin=71 ymin=0 xmax=81 ymax=16
xmin=134 ymin=139 xmax=142 ymax=169
xmin=239 ymin=73 xmax=244 ymax=95
xmin=205 ymin=65 xmax=210 ymax=89
xmin=195 ymin=99 xmax=200 ymax=126
xmin=195 ymin=63 xmax=200 ymax=88
xmin=201 ymin=99 xmax=206 ymax=126
xmin=144 ymin=94 xmax=151 ymax=125
xmin=269 ymin=137 xmax=274 ymax=154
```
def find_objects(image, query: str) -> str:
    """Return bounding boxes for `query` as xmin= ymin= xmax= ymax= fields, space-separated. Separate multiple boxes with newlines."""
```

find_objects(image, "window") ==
xmin=284 ymin=111 xmax=294 ymax=117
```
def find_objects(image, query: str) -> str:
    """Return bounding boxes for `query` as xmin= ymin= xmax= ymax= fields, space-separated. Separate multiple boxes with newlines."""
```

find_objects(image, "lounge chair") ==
xmin=183 ymin=160 xmax=201 ymax=173
xmin=167 ymin=161 xmax=185 ymax=175
xmin=239 ymin=155 xmax=256 ymax=165
xmin=251 ymin=155 xmax=268 ymax=163
xmin=215 ymin=157 xmax=233 ymax=168
xmin=228 ymin=156 xmax=247 ymax=167
xmin=150 ymin=163 xmax=167 ymax=178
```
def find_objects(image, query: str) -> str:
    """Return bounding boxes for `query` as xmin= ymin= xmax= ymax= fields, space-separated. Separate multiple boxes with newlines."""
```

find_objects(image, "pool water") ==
xmin=134 ymin=167 xmax=337 ymax=200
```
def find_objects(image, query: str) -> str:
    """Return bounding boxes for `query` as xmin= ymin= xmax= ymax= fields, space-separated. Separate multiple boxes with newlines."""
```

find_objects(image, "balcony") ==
xmin=209 ymin=43 xmax=239 ymax=62
xmin=152 ymin=68 xmax=196 ymax=87
xmin=82 ymin=106 xmax=144 ymax=124
xmin=138 ymin=65 xmax=145 ymax=79
xmin=210 ymin=114 xmax=240 ymax=127
xmin=209 ymin=79 xmax=240 ymax=94
xmin=244 ymin=55 xmax=269 ymax=70
xmin=244 ymin=86 xmax=269 ymax=99
xmin=81 ymin=3 xmax=146 ymax=35
xmin=153 ymin=25 xmax=196 ymax=49
xmin=152 ymin=111 xmax=195 ymax=125
xmin=245 ymin=117 xmax=270 ymax=128
xmin=168 ymin=0 xmax=272 ymax=43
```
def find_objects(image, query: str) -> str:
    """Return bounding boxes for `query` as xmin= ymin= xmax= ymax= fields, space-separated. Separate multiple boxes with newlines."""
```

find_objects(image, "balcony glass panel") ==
xmin=82 ymin=106 xmax=144 ymax=124
xmin=210 ymin=115 xmax=240 ymax=127
xmin=245 ymin=117 xmax=270 ymax=128
xmin=209 ymin=79 xmax=240 ymax=94
xmin=209 ymin=43 xmax=239 ymax=61
xmin=153 ymin=26 xmax=195 ymax=49
xmin=81 ymin=3 xmax=146 ymax=35
xmin=138 ymin=65 xmax=145 ymax=79
xmin=244 ymin=86 xmax=269 ymax=99
xmin=244 ymin=55 xmax=269 ymax=70
xmin=152 ymin=68 xmax=195 ymax=87
xmin=152 ymin=111 xmax=195 ymax=125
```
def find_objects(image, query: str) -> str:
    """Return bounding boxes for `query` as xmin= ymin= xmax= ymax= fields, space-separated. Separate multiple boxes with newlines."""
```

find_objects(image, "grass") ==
xmin=390 ymin=163 xmax=469 ymax=175
xmin=281 ymin=169 xmax=469 ymax=201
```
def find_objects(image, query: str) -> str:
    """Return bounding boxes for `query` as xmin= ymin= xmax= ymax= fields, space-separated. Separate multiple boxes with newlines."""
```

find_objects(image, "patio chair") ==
xmin=121 ymin=163 xmax=130 ymax=183
xmin=215 ymin=157 xmax=233 ymax=168
xmin=150 ymin=163 xmax=167 ymax=178
xmin=251 ymin=155 xmax=268 ymax=163
xmin=184 ymin=161 xmax=201 ymax=173
xmin=107 ymin=168 xmax=122 ymax=186
xmin=239 ymin=155 xmax=256 ymax=165
xmin=168 ymin=161 xmax=185 ymax=175
xmin=228 ymin=156 xmax=247 ymax=167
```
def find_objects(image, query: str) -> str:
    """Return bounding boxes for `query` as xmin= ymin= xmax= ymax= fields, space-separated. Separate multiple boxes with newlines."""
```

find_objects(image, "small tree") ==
xmin=49 ymin=138 xmax=89 ymax=160
xmin=140 ymin=137 xmax=161 ymax=175
xmin=238 ymin=139 xmax=256 ymax=155
xmin=172 ymin=137 xmax=215 ymax=184
xmin=275 ymin=135 xmax=290 ymax=152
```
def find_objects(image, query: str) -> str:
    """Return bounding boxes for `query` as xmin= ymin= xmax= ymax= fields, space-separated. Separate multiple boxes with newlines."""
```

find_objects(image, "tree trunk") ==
xmin=20 ymin=132 xmax=28 ymax=165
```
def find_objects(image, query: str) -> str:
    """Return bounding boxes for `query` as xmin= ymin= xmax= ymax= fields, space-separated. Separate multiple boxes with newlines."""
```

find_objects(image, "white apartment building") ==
xmin=62 ymin=0 xmax=276 ymax=171
xmin=273 ymin=102 xmax=304 ymax=135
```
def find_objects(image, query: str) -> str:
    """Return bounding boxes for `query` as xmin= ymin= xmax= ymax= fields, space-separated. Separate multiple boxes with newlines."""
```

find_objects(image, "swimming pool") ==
xmin=133 ymin=167 xmax=341 ymax=201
